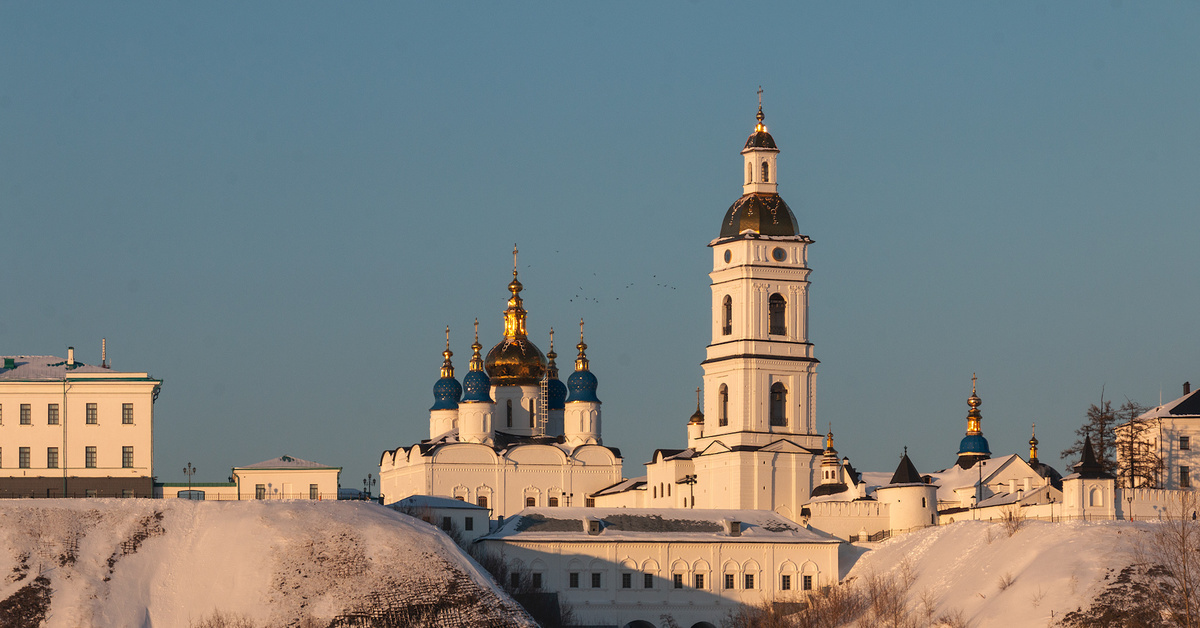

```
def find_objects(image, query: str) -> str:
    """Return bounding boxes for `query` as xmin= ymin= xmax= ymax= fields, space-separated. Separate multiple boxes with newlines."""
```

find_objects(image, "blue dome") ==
xmin=958 ymin=434 xmax=991 ymax=456
xmin=547 ymin=377 xmax=568 ymax=410
xmin=431 ymin=376 xmax=462 ymax=411
xmin=461 ymin=369 xmax=493 ymax=403
xmin=566 ymin=370 xmax=600 ymax=403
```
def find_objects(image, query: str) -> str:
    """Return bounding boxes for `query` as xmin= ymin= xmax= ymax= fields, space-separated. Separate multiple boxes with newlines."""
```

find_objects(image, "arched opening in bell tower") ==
xmin=761 ymin=161 xmax=770 ymax=183
xmin=768 ymin=293 xmax=786 ymax=336
xmin=769 ymin=382 xmax=787 ymax=426
xmin=718 ymin=385 xmax=729 ymax=427
xmin=722 ymin=295 xmax=732 ymax=335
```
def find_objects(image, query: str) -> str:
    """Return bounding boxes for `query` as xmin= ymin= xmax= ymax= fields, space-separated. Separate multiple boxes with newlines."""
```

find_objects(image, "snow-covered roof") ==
xmin=591 ymin=476 xmax=647 ymax=497
xmin=482 ymin=507 xmax=840 ymax=544
xmin=927 ymin=454 xmax=1025 ymax=502
xmin=0 ymin=355 xmax=156 ymax=381
xmin=236 ymin=455 xmax=340 ymax=470
xmin=396 ymin=495 xmax=488 ymax=511
xmin=1135 ymin=388 xmax=1200 ymax=420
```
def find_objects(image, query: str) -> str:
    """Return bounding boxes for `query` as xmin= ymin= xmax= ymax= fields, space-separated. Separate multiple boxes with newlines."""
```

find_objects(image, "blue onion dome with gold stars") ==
xmin=462 ymin=320 xmax=494 ymax=403
xmin=483 ymin=250 xmax=547 ymax=387
xmin=720 ymin=103 xmax=799 ymax=238
xmin=566 ymin=320 xmax=600 ymax=403
xmin=545 ymin=329 xmax=568 ymax=410
xmin=431 ymin=327 xmax=462 ymax=411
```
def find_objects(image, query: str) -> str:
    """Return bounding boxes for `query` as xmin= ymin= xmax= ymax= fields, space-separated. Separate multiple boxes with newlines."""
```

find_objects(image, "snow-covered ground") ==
xmin=0 ymin=499 xmax=534 ymax=628
xmin=845 ymin=519 xmax=1151 ymax=627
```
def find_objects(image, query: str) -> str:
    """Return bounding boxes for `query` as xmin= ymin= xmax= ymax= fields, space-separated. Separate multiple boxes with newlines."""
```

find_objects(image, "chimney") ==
xmin=1186 ymin=382 xmax=1192 ymax=396
xmin=101 ymin=338 xmax=107 ymax=368
xmin=67 ymin=347 xmax=74 ymax=367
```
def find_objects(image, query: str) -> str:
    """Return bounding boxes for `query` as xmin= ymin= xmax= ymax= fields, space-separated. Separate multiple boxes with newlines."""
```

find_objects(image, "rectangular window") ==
xmin=591 ymin=572 xmax=602 ymax=588
xmin=569 ymin=572 xmax=579 ymax=588
xmin=86 ymin=403 xmax=98 ymax=424
xmin=1183 ymin=466 xmax=1191 ymax=489
xmin=744 ymin=574 xmax=755 ymax=590
xmin=1183 ymin=436 xmax=1191 ymax=451
xmin=622 ymin=573 xmax=632 ymax=589
xmin=548 ymin=496 xmax=559 ymax=507
xmin=525 ymin=496 xmax=535 ymax=507
xmin=19 ymin=447 xmax=30 ymax=468
xmin=122 ymin=446 xmax=134 ymax=468
xmin=442 ymin=516 xmax=452 ymax=531
xmin=725 ymin=573 xmax=735 ymax=589
xmin=477 ymin=496 xmax=488 ymax=508
xmin=644 ymin=573 xmax=654 ymax=589
xmin=510 ymin=573 xmax=520 ymax=589
xmin=694 ymin=573 xmax=704 ymax=589
xmin=464 ymin=517 xmax=474 ymax=531
xmin=255 ymin=484 xmax=266 ymax=499
xmin=122 ymin=489 xmax=134 ymax=498
xmin=85 ymin=446 xmax=97 ymax=468
xmin=48 ymin=404 xmax=59 ymax=425
xmin=781 ymin=574 xmax=791 ymax=591
xmin=531 ymin=573 xmax=542 ymax=589
xmin=803 ymin=575 xmax=813 ymax=591
xmin=0 ymin=404 xmax=3 ymax=424
xmin=47 ymin=447 xmax=58 ymax=469
xmin=673 ymin=573 xmax=683 ymax=589
xmin=20 ymin=404 xmax=30 ymax=425
xmin=310 ymin=484 xmax=319 ymax=500
xmin=122 ymin=403 xmax=134 ymax=424
xmin=586 ymin=498 xmax=596 ymax=507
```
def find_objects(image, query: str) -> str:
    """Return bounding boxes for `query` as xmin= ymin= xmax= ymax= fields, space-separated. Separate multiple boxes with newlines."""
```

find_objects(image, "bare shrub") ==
xmin=862 ymin=571 xmax=917 ymax=628
xmin=1000 ymin=505 xmax=1026 ymax=537
xmin=997 ymin=572 xmax=1014 ymax=591
xmin=1133 ymin=489 xmax=1200 ymax=627
xmin=189 ymin=610 xmax=258 ymax=628
xmin=1030 ymin=586 xmax=1046 ymax=608
xmin=919 ymin=588 xmax=938 ymax=622
xmin=934 ymin=608 xmax=970 ymax=628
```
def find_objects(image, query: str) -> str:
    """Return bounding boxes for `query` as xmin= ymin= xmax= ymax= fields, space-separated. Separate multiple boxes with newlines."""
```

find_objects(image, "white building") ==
xmin=379 ymin=272 xmax=623 ymax=518
xmin=1117 ymin=382 xmax=1199 ymax=490
xmin=395 ymin=494 xmax=491 ymax=545
xmin=156 ymin=454 xmax=341 ymax=501
xmin=0 ymin=348 xmax=161 ymax=498
xmin=593 ymin=102 xmax=825 ymax=519
xmin=478 ymin=507 xmax=840 ymax=628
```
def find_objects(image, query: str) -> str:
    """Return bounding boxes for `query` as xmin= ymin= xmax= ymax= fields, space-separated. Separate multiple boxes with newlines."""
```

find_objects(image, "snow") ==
xmin=843 ymin=519 xmax=1149 ymax=627
xmin=486 ymin=507 xmax=840 ymax=544
xmin=0 ymin=499 xmax=534 ymax=628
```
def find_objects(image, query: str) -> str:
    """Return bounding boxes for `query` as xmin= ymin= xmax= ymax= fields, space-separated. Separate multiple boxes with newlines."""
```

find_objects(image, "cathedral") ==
xmin=380 ymin=101 xmax=828 ymax=520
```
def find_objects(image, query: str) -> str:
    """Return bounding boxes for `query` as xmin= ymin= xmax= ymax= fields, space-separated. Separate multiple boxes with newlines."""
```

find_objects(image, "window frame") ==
xmin=781 ymin=574 xmax=791 ymax=591
xmin=744 ymin=573 xmax=755 ymax=590
xmin=86 ymin=403 xmax=98 ymax=425
xmin=122 ymin=446 xmax=134 ymax=469
xmin=569 ymin=572 xmax=580 ymax=589
xmin=591 ymin=572 xmax=602 ymax=589
xmin=719 ymin=384 xmax=729 ymax=427
xmin=85 ymin=446 xmax=97 ymax=469
xmin=18 ymin=447 xmax=30 ymax=469
xmin=673 ymin=573 xmax=684 ymax=589
xmin=47 ymin=447 xmax=58 ymax=469
xmin=769 ymin=382 xmax=788 ymax=426
xmin=20 ymin=404 xmax=30 ymax=425
xmin=122 ymin=403 xmax=134 ymax=424
xmin=1182 ymin=436 xmax=1191 ymax=451
xmin=768 ymin=293 xmax=786 ymax=336
xmin=48 ymin=403 xmax=59 ymax=425
xmin=724 ymin=573 xmax=735 ymax=590
xmin=1183 ymin=466 xmax=1191 ymax=489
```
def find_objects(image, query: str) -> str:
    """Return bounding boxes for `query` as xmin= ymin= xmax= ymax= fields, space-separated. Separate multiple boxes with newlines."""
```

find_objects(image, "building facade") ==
xmin=0 ymin=349 xmax=161 ymax=498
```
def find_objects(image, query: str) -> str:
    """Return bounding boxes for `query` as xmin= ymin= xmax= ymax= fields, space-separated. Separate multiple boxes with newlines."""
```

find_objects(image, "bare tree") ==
xmin=1136 ymin=490 xmax=1200 ymax=627
xmin=1116 ymin=403 xmax=1162 ymax=488
xmin=1062 ymin=389 xmax=1146 ymax=475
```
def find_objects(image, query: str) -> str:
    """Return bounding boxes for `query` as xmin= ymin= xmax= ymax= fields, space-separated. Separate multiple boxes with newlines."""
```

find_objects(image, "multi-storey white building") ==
xmin=0 ymin=347 xmax=161 ymax=498
xmin=595 ymin=102 xmax=825 ymax=519
xmin=1117 ymin=381 xmax=1200 ymax=489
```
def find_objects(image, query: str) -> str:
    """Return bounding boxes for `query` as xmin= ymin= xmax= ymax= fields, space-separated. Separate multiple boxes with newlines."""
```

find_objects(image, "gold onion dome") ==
xmin=483 ymin=247 xmax=546 ymax=386
xmin=688 ymin=387 xmax=704 ymax=425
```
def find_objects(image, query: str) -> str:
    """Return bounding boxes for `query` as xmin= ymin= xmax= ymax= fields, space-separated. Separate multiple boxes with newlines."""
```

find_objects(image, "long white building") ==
xmin=0 ymin=347 xmax=162 ymax=498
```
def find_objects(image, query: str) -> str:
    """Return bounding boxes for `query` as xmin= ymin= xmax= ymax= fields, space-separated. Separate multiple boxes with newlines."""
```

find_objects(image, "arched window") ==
xmin=718 ymin=385 xmax=729 ymax=427
xmin=506 ymin=399 xmax=513 ymax=428
xmin=761 ymin=161 xmax=769 ymax=183
xmin=769 ymin=382 xmax=787 ymax=426
xmin=722 ymin=296 xmax=732 ymax=336
xmin=768 ymin=293 xmax=786 ymax=336
xmin=529 ymin=399 xmax=535 ymax=428
xmin=525 ymin=496 xmax=536 ymax=507
xmin=746 ymin=161 xmax=753 ymax=184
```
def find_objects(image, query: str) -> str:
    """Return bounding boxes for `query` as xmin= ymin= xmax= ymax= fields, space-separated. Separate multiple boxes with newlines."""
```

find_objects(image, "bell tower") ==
xmin=699 ymin=97 xmax=820 ymax=451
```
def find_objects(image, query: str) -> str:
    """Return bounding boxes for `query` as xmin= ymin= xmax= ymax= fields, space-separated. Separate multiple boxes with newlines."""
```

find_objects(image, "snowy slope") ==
xmin=0 ymin=499 xmax=535 ymax=628
xmin=845 ymin=519 xmax=1147 ymax=627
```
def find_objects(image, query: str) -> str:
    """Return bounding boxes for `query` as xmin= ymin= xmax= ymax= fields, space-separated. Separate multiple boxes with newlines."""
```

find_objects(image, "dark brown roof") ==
xmin=719 ymin=193 xmax=799 ymax=238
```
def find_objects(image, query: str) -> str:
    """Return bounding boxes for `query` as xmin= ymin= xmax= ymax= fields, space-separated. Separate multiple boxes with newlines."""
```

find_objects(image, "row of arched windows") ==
xmin=746 ymin=161 xmax=771 ymax=184
xmin=714 ymin=383 xmax=788 ymax=427
xmin=720 ymin=293 xmax=787 ymax=336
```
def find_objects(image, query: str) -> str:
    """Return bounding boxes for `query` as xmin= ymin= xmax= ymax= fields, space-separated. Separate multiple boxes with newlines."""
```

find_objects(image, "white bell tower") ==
xmin=699 ymin=97 xmax=820 ymax=452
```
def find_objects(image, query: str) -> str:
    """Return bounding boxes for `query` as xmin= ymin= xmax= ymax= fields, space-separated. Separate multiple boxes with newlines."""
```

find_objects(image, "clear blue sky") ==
xmin=3 ymin=3 xmax=1197 ymax=488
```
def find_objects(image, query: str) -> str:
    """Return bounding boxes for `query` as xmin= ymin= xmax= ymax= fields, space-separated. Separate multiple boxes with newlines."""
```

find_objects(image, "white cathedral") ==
xmin=380 ymin=102 xmax=833 ymax=521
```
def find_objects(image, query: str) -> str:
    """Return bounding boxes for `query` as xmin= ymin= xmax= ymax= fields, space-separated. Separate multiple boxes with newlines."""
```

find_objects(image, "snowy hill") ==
xmin=844 ymin=519 xmax=1156 ymax=627
xmin=0 ymin=499 xmax=535 ymax=628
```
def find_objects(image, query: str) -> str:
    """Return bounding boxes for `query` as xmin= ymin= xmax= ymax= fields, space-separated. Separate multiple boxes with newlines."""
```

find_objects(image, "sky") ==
xmin=2 ymin=3 xmax=1198 ymax=489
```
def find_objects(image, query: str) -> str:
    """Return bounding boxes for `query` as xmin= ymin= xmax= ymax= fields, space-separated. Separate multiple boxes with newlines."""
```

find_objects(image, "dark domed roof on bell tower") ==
xmin=719 ymin=193 xmax=799 ymax=238
xmin=744 ymin=130 xmax=777 ymax=150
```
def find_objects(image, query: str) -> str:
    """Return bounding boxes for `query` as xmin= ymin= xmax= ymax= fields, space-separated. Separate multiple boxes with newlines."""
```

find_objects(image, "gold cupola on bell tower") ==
xmin=484 ymin=245 xmax=547 ymax=386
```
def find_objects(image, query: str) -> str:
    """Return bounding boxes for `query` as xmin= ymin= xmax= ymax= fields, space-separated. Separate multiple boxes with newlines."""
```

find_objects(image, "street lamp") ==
xmin=183 ymin=462 xmax=196 ymax=496
xmin=363 ymin=473 xmax=376 ymax=501
xmin=677 ymin=475 xmax=698 ymax=508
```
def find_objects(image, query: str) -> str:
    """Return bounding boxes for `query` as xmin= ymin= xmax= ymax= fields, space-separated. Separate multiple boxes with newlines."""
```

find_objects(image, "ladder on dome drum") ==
xmin=537 ymin=372 xmax=550 ymax=436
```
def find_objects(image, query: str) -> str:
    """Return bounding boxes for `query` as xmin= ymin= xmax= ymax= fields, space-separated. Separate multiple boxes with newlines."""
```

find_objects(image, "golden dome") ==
xmin=483 ymin=246 xmax=546 ymax=386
